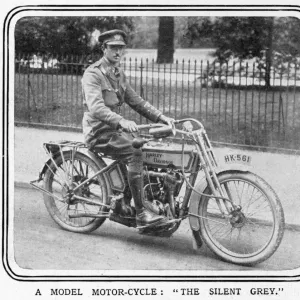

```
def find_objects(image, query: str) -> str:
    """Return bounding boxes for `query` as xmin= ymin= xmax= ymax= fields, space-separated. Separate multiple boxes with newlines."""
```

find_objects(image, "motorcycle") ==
xmin=30 ymin=118 xmax=285 ymax=266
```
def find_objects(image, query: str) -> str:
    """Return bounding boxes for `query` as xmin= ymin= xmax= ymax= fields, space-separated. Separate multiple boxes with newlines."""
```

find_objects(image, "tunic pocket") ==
xmin=101 ymin=87 xmax=119 ymax=108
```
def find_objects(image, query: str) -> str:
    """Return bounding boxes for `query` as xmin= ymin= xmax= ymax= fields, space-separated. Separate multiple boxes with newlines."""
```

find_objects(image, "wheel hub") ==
xmin=229 ymin=209 xmax=246 ymax=228
xmin=62 ymin=182 xmax=87 ymax=204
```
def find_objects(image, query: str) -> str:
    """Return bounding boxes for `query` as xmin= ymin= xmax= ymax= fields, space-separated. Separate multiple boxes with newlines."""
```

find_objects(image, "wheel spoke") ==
xmin=72 ymin=163 xmax=81 ymax=177
xmin=245 ymin=186 xmax=257 ymax=213
xmin=53 ymin=177 xmax=63 ymax=187
xmin=210 ymin=223 xmax=228 ymax=236
xmin=245 ymin=202 xmax=272 ymax=219
xmin=234 ymin=181 xmax=242 ymax=205
xmin=78 ymin=160 xmax=84 ymax=177
xmin=85 ymin=164 xmax=89 ymax=177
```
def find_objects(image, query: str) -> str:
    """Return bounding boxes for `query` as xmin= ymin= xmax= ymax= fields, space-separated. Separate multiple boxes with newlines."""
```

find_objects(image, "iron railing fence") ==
xmin=14 ymin=53 xmax=300 ymax=151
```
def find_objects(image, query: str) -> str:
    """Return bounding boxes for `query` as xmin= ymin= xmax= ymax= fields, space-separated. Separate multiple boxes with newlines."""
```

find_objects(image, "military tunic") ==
xmin=82 ymin=57 xmax=162 ymax=156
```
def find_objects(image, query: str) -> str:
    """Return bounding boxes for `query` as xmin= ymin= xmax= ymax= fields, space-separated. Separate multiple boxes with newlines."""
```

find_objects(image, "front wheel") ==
xmin=197 ymin=171 xmax=284 ymax=265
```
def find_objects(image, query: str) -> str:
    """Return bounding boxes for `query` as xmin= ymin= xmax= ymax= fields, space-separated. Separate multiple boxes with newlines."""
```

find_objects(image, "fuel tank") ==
xmin=142 ymin=141 xmax=196 ymax=172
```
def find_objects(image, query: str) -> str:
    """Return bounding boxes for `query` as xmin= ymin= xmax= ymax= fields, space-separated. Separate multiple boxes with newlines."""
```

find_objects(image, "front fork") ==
xmin=193 ymin=130 xmax=237 ymax=215
xmin=185 ymin=131 xmax=237 ymax=249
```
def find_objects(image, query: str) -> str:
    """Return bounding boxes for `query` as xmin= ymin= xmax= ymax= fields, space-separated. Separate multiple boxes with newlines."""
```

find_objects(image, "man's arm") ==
xmin=124 ymin=83 xmax=162 ymax=123
xmin=82 ymin=70 xmax=123 ymax=129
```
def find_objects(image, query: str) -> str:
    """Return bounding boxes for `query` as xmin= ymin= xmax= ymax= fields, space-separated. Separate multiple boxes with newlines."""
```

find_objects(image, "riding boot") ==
xmin=128 ymin=171 xmax=166 ymax=227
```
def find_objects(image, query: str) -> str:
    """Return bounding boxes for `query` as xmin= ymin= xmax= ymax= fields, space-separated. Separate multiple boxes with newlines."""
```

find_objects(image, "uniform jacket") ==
xmin=82 ymin=57 xmax=162 ymax=147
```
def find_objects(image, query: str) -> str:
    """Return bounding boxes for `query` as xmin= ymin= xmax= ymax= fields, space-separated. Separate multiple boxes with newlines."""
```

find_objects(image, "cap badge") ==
xmin=114 ymin=34 xmax=122 ymax=41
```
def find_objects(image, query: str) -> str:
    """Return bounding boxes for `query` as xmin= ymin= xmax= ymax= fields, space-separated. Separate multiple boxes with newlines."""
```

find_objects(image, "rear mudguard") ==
xmin=38 ymin=148 xmax=130 ymax=197
xmin=38 ymin=149 xmax=107 ymax=180
xmin=188 ymin=165 xmax=251 ymax=232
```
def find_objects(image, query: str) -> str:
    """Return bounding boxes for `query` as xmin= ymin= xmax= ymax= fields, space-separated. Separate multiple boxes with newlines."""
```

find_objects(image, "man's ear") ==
xmin=100 ymin=43 xmax=106 ymax=52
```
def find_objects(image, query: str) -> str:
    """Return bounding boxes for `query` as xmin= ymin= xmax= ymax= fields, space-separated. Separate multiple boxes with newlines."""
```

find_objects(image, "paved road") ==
xmin=14 ymin=127 xmax=300 ymax=228
xmin=13 ymin=187 xmax=300 ymax=272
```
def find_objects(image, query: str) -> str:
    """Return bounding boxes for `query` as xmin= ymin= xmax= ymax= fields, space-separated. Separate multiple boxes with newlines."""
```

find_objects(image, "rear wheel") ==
xmin=43 ymin=151 xmax=109 ymax=233
xmin=197 ymin=171 xmax=284 ymax=265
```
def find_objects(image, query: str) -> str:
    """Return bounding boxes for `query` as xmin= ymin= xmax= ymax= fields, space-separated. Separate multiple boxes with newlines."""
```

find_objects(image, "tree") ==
xmin=211 ymin=17 xmax=275 ymax=87
xmin=130 ymin=17 xmax=158 ymax=49
xmin=272 ymin=17 xmax=300 ymax=58
xmin=184 ymin=17 xmax=300 ymax=87
xmin=15 ymin=16 xmax=134 ymax=56
xmin=156 ymin=17 xmax=175 ymax=64
xmin=183 ymin=17 xmax=214 ymax=48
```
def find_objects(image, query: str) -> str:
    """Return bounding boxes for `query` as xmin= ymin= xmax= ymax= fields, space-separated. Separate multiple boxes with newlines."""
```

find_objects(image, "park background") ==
xmin=14 ymin=16 xmax=300 ymax=152
xmin=8 ymin=8 xmax=300 ymax=276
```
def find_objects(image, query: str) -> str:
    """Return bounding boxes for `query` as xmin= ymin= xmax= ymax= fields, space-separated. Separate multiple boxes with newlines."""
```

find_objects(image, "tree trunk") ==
xmin=156 ymin=17 xmax=175 ymax=64
xmin=265 ymin=17 xmax=274 ymax=88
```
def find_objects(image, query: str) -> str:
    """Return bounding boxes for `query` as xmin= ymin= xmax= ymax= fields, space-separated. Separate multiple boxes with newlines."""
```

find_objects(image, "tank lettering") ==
xmin=145 ymin=152 xmax=163 ymax=159
xmin=153 ymin=157 xmax=173 ymax=164
xmin=143 ymin=150 xmax=192 ymax=169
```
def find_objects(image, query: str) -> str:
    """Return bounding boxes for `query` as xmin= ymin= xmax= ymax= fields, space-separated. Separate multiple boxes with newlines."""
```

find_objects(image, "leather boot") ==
xmin=128 ymin=171 xmax=166 ymax=227
xmin=135 ymin=208 xmax=166 ymax=227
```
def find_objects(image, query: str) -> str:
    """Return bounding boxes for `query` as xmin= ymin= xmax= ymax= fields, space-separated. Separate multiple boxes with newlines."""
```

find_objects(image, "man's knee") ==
xmin=128 ymin=148 xmax=143 ymax=173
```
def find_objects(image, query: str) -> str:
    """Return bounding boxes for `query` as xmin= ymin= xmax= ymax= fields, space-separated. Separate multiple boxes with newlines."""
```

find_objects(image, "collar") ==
xmin=101 ymin=57 xmax=119 ymax=75
xmin=99 ymin=57 xmax=121 ymax=81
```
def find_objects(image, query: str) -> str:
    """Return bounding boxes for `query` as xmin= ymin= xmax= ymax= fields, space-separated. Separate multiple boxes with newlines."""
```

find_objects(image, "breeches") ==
xmin=92 ymin=130 xmax=143 ymax=173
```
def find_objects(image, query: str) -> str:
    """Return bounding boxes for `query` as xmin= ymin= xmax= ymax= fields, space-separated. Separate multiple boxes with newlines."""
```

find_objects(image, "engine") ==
xmin=143 ymin=166 xmax=184 ymax=218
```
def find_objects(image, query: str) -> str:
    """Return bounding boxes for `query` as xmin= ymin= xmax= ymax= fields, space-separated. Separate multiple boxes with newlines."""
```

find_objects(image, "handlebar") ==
xmin=136 ymin=118 xmax=204 ymax=131
xmin=131 ymin=118 xmax=204 ymax=147
xmin=174 ymin=118 xmax=204 ymax=129
xmin=133 ymin=118 xmax=204 ymax=142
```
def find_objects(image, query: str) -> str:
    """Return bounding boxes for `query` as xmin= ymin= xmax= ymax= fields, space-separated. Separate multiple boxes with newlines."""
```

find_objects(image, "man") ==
xmin=82 ymin=29 xmax=173 ymax=227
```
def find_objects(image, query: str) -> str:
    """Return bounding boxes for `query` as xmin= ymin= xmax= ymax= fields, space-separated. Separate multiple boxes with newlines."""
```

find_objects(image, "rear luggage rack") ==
xmin=30 ymin=140 xmax=87 ymax=192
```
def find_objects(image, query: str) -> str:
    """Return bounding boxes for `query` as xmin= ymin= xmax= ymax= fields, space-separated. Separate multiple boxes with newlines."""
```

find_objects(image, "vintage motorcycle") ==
xmin=30 ymin=118 xmax=285 ymax=266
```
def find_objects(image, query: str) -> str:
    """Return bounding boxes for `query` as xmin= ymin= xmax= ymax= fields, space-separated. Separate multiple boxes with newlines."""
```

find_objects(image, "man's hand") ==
xmin=119 ymin=119 xmax=138 ymax=133
xmin=159 ymin=115 xmax=175 ymax=127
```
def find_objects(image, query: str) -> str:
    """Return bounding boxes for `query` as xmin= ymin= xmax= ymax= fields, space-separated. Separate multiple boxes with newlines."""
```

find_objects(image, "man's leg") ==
xmin=92 ymin=131 xmax=166 ymax=227
xmin=127 ymin=148 xmax=166 ymax=227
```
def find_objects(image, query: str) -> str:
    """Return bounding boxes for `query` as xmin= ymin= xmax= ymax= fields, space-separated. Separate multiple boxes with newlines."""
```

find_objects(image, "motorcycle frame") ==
xmin=30 ymin=118 xmax=233 ymax=220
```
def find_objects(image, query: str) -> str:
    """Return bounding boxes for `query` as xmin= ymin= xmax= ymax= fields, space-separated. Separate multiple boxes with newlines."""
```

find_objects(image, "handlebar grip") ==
xmin=137 ymin=123 xmax=164 ymax=130
xmin=149 ymin=126 xmax=173 ymax=138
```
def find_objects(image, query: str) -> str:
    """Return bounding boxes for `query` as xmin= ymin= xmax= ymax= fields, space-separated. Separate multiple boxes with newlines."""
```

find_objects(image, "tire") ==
xmin=43 ymin=151 xmax=109 ymax=233
xmin=197 ymin=171 xmax=284 ymax=265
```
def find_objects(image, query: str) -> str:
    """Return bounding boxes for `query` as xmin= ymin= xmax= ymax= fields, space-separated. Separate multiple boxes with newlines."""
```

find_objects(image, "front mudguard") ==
xmin=188 ymin=165 xmax=251 ymax=232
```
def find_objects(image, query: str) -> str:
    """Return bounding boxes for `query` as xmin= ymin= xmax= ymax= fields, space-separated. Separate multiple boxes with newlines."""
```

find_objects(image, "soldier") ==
xmin=82 ymin=29 xmax=173 ymax=227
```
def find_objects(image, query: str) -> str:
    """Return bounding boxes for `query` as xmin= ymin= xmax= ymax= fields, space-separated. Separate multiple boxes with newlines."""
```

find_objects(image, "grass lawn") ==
xmin=14 ymin=72 xmax=300 ymax=150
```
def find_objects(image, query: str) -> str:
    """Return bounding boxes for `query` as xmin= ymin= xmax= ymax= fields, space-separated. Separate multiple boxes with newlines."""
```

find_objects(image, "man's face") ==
xmin=103 ymin=44 xmax=125 ymax=65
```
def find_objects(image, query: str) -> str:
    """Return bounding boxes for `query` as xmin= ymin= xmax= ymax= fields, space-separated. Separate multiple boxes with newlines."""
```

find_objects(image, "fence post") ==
xmin=140 ymin=59 xmax=144 ymax=124
xmin=27 ymin=68 xmax=31 ymax=122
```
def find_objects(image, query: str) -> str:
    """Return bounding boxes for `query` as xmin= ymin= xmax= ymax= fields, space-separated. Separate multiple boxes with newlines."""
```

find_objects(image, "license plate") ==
xmin=224 ymin=153 xmax=252 ymax=165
